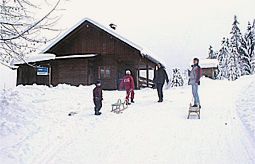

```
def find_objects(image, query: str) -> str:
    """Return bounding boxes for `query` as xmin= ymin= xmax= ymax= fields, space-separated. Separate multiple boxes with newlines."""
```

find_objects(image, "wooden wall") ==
xmin=47 ymin=21 xmax=140 ymax=58
xmin=17 ymin=65 xmax=36 ymax=85
xmin=51 ymin=58 xmax=88 ymax=86
xmin=17 ymin=63 xmax=51 ymax=86
xmin=202 ymin=68 xmax=217 ymax=79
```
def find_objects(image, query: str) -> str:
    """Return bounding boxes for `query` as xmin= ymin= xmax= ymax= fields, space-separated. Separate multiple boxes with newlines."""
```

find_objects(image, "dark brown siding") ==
xmin=17 ymin=65 xmax=36 ymax=85
xmin=47 ymin=21 xmax=141 ymax=58
xmin=51 ymin=58 xmax=88 ymax=86
xmin=202 ymin=68 xmax=217 ymax=79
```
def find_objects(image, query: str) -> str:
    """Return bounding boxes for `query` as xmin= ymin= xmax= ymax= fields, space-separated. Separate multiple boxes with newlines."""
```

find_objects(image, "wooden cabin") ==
xmin=16 ymin=18 xmax=161 ymax=90
xmin=199 ymin=59 xmax=219 ymax=79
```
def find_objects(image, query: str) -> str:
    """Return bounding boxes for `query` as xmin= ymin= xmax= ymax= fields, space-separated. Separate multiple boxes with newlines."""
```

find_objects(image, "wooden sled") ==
xmin=111 ymin=99 xmax=128 ymax=114
xmin=187 ymin=103 xmax=200 ymax=119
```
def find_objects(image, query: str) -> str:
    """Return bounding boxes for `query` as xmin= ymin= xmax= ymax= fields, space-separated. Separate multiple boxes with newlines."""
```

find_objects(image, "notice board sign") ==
xmin=37 ymin=67 xmax=49 ymax=76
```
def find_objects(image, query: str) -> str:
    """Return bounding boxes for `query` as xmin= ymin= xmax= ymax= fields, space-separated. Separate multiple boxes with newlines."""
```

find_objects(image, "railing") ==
xmin=139 ymin=76 xmax=154 ymax=88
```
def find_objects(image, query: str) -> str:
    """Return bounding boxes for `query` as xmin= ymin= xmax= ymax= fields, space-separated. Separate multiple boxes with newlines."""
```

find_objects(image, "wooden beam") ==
xmin=146 ymin=64 xmax=149 ymax=87
xmin=49 ymin=64 xmax=52 ymax=86
xmin=137 ymin=69 xmax=140 ymax=89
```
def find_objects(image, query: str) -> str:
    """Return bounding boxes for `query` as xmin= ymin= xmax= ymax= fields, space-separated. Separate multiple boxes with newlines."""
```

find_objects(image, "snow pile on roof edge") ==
xmin=12 ymin=53 xmax=56 ymax=65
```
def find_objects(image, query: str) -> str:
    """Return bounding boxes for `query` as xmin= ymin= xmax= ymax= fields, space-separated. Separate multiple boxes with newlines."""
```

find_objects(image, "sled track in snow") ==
xmin=30 ymin=119 xmax=77 ymax=164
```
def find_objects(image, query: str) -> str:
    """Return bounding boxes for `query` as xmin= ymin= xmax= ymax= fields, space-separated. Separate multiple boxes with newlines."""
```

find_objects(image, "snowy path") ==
xmin=236 ymin=79 xmax=255 ymax=140
xmin=34 ymin=79 xmax=255 ymax=164
xmin=1 ymin=77 xmax=255 ymax=164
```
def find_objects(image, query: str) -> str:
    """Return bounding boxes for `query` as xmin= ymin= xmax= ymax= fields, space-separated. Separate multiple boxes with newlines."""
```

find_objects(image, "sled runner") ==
xmin=187 ymin=103 xmax=200 ymax=119
xmin=111 ymin=99 xmax=128 ymax=114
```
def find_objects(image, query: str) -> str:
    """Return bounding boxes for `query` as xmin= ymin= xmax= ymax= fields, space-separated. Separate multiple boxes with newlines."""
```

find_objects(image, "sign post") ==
xmin=48 ymin=65 xmax=52 ymax=86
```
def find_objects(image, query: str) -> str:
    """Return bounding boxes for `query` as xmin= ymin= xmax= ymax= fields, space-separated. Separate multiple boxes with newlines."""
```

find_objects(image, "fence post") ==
xmin=146 ymin=64 xmax=149 ymax=87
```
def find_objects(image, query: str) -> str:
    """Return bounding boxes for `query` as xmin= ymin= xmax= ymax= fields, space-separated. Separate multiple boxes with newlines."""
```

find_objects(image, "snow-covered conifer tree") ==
xmin=240 ymin=21 xmax=255 ymax=75
xmin=171 ymin=68 xmax=184 ymax=87
xmin=227 ymin=48 xmax=241 ymax=81
xmin=208 ymin=45 xmax=217 ymax=59
xmin=217 ymin=38 xmax=230 ymax=79
xmin=229 ymin=16 xmax=246 ymax=75
xmin=250 ymin=20 xmax=255 ymax=74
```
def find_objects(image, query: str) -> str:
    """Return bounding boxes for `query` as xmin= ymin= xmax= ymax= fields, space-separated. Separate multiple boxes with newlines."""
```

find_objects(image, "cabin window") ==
xmin=98 ymin=66 xmax=111 ymax=79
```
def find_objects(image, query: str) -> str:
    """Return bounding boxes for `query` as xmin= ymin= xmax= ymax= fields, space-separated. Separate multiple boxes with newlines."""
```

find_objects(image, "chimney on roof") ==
xmin=109 ymin=23 xmax=117 ymax=30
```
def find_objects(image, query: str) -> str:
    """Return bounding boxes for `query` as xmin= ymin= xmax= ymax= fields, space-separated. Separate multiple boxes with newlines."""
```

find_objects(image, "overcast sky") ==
xmin=41 ymin=0 xmax=255 ymax=70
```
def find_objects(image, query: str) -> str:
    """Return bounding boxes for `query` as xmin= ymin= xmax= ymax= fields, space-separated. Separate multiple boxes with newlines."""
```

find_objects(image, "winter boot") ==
xmin=126 ymin=100 xmax=131 ymax=105
xmin=95 ymin=110 xmax=101 ymax=115
xmin=131 ymin=99 xmax=134 ymax=103
xmin=95 ymin=112 xmax=101 ymax=116
xmin=158 ymin=98 xmax=163 ymax=102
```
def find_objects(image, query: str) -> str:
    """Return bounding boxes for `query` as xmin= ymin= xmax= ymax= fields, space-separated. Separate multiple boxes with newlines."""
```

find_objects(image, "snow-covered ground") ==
xmin=0 ymin=64 xmax=17 ymax=90
xmin=1 ymin=76 xmax=255 ymax=164
xmin=236 ymin=76 xmax=255 ymax=140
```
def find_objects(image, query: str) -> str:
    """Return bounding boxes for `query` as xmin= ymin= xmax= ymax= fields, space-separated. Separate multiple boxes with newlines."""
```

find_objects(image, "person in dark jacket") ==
xmin=188 ymin=58 xmax=202 ymax=108
xmin=153 ymin=63 xmax=169 ymax=102
xmin=93 ymin=80 xmax=103 ymax=115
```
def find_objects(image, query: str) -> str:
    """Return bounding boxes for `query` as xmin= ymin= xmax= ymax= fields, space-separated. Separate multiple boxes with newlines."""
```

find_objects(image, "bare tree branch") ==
xmin=1 ymin=0 xmax=61 ymax=41
xmin=0 ymin=0 xmax=63 ymax=68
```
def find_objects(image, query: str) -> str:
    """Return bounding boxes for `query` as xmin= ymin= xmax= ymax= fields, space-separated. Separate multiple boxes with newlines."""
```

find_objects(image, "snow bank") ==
xmin=0 ymin=84 xmax=97 ymax=164
xmin=0 ymin=64 xmax=17 ymax=90
xmin=236 ymin=75 xmax=255 ymax=140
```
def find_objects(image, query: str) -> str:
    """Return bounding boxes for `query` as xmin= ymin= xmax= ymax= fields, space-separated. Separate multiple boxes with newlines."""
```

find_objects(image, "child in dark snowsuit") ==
xmin=93 ymin=81 xmax=103 ymax=115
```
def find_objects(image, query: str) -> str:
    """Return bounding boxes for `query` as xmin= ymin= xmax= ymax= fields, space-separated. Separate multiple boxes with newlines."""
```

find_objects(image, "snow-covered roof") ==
xmin=1 ymin=61 xmax=18 ymax=69
xmin=42 ymin=18 xmax=161 ymax=64
xmin=12 ymin=53 xmax=56 ymax=65
xmin=188 ymin=59 xmax=219 ymax=68
xmin=199 ymin=59 xmax=219 ymax=68
xmin=55 ymin=54 xmax=97 ymax=59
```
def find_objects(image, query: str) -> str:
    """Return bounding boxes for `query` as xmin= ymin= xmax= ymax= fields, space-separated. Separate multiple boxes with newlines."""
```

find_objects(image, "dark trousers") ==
xmin=94 ymin=99 xmax=102 ymax=114
xmin=156 ymin=83 xmax=164 ymax=101
xmin=125 ymin=89 xmax=134 ymax=102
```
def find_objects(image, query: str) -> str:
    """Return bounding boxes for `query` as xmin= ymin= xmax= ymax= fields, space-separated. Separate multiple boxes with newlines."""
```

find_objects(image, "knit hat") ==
xmin=193 ymin=58 xmax=199 ymax=63
xmin=126 ymin=70 xmax=131 ymax=75
xmin=95 ymin=80 xmax=101 ymax=85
